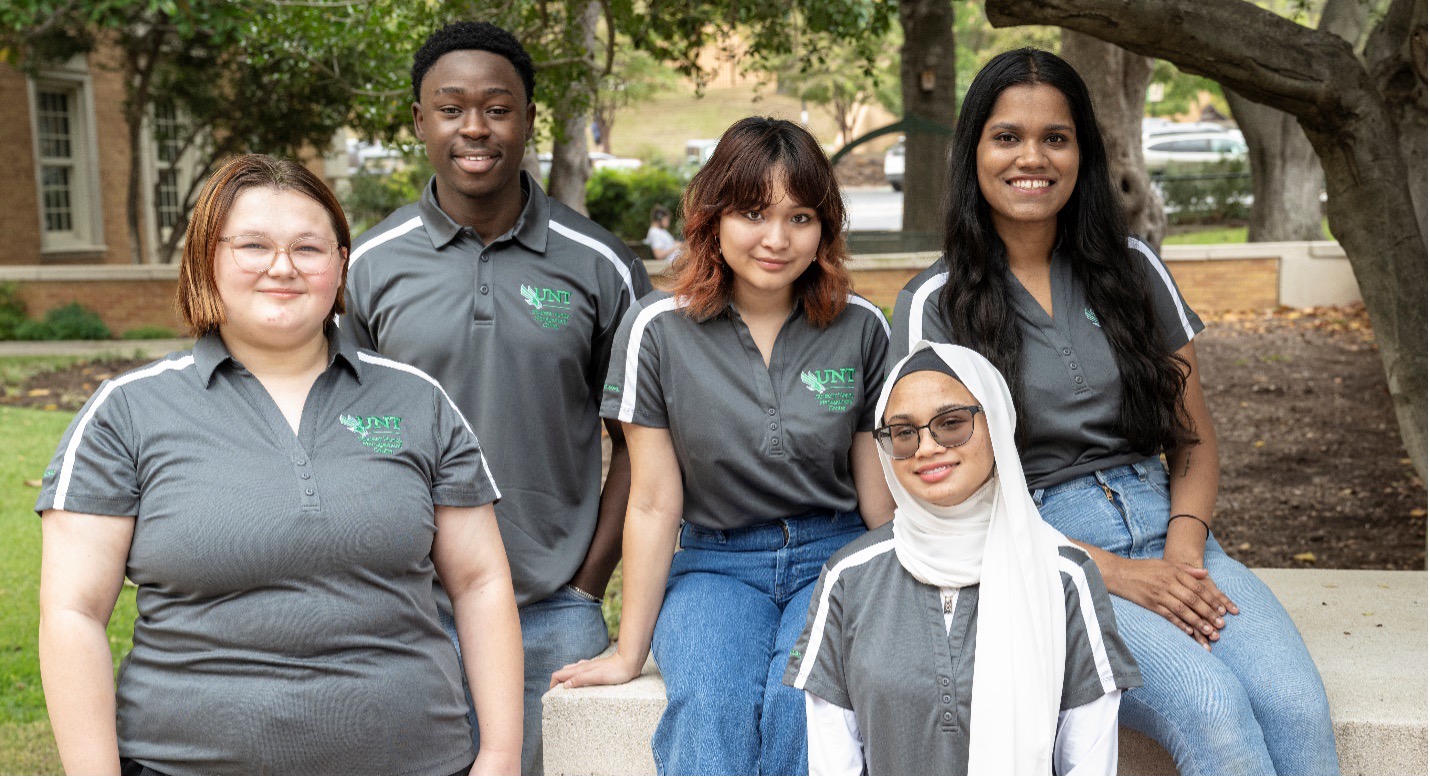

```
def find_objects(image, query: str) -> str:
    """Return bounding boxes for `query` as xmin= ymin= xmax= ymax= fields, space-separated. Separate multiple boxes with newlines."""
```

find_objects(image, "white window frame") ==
xmin=27 ymin=58 xmax=105 ymax=255
xmin=141 ymin=99 xmax=205 ymax=263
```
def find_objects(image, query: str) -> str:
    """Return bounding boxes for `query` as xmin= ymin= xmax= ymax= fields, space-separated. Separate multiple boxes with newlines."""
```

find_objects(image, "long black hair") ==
xmin=939 ymin=48 xmax=1195 ymax=455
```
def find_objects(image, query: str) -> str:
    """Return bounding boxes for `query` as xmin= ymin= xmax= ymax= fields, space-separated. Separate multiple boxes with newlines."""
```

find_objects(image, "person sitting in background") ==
xmin=644 ymin=204 xmax=683 ymax=262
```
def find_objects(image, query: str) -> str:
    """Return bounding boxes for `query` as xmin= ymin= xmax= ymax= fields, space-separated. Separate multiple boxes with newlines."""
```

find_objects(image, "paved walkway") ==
xmin=0 ymin=339 xmax=192 ymax=358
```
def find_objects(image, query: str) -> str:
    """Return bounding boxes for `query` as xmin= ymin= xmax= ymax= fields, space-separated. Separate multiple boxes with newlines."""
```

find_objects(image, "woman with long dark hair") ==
xmin=550 ymin=116 xmax=895 ymax=774
xmin=891 ymin=49 xmax=1338 ymax=774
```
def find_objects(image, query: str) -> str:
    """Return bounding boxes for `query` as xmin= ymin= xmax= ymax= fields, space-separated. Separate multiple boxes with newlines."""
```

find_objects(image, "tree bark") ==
xmin=1226 ymin=91 xmax=1324 ymax=241
xmin=1059 ymin=30 xmax=1166 ymax=250
xmin=546 ymin=0 xmax=601 ymax=214
xmin=986 ymin=0 xmax=1428 ymax=478
xmin=1225 ymin=0 xmax=1368 ymax=243
xmin=898 ymin=0 xmax=957 ymax=236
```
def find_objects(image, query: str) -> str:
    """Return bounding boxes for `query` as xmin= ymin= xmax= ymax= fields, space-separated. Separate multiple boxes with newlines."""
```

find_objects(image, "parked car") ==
xmin=884 ymin=139 xmax=905 ymax=191
xmin=1142 ymin=119 xmax=1231 ymax=140
xmin=685 ymin=139 xmax=719 ymax=167
xmin=1143 ymin=132 xmax=1247 ymax=173
xmin=536 ymin=151 xmax=642 ymax=180
xmin=589 ymin=151 xmax=642 ymax=171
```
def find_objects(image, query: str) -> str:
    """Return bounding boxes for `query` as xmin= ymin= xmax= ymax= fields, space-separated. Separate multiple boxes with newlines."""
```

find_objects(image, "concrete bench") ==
xmin=543 ymin=569 xmax=1426 ymax=775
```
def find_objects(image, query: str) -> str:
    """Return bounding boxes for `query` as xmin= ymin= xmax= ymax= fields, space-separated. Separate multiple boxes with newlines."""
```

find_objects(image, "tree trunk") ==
xmin=1059 ymin=30 xmax=1166 ymax=250
xmin=1225 ymin=91 xmax=1324 ymax=241
xmin=546 ymin=0 xmax=601 ymax=214
xmin=985 ymin=0 xmax=1428 ymax=479
xmin=1225 ymin=0 xmax=1368 ymax=243
xmin=898 ymin=0 xmax=957 ymax=236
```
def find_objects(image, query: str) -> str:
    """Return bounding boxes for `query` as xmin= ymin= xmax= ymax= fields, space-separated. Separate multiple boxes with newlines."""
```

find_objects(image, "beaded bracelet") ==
xmin=1169 ymin=513 xmax=1211 ymax=538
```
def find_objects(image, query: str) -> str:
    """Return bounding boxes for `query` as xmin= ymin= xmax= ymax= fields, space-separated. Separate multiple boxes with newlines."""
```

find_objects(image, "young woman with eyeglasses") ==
xmin=786 ymin=341 xmax=1140 ymax=775
xmin=890 ymin=48 xmax=1338 ymax=774
xmin=36 ymin=154 xmax=522 ymax=775
xmin=549 ymin=116 xmax=896 ymax=775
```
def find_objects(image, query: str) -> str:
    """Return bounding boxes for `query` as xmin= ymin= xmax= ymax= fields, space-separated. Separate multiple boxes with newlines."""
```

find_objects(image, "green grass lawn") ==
xmin=0 ymin=405 xmax=137 ymax=774
xmin=608 ymin=83 xmax=848 ymax=161
xmin=1164 ymin=218 xmax=1332 ymax=245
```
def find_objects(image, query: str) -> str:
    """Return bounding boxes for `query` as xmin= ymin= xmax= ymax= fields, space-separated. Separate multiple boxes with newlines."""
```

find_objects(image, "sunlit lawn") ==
xmin=0 ymin=405 xmax=137 ymax=775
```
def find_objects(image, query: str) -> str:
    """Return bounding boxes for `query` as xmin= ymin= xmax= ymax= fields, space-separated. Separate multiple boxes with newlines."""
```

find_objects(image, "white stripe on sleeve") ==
xmin=617 ymin=297 xmax=681 ymax=423
xmin=907 ymin=272 xmax=949 ymax=353
xmin=793 ymin=538 xmax=897 ymax=688
xmin=1127 ymin=236 xmax=1195 ymax=343
xmin=357 ymin=353 xmax=501 ymax=500
xmin=349 ymin=215 xmax=423 ymax=268
xmin=550 ymin=220 xmax=637 ymax=302
xmin=846 ymin=294 xmax=890 ymax=338
xmin=55 ymin=356 xmax=196 ymax=511
xmin=1057 ymin=554 xmax=1118 ymax=694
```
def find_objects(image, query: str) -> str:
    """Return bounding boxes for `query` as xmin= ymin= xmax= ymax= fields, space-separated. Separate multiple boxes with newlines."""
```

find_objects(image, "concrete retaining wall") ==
xmin=543 ymin=568 xmax=1426 ymax=776
xmin=0 ymin=241 xmax=1361 ymax=338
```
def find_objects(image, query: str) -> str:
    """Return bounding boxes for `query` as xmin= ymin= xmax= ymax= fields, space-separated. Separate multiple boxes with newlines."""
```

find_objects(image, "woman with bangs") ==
xmin=551 ymin=116 xmax=896 ymax=774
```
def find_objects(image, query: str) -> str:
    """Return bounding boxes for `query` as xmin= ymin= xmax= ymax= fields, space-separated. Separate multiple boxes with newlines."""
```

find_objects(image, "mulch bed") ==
xmin=7 ymin=304 xmax=1424 ymax=570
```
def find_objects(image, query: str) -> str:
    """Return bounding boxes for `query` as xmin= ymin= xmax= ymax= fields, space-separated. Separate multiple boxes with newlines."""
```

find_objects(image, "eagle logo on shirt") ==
xmin=801 ymin=368 xmax=858 ymax=412
xmin=520 ymin=283 xmax=575 ymax=330
xmin=339 ymin=413 xmax=404 ymax=454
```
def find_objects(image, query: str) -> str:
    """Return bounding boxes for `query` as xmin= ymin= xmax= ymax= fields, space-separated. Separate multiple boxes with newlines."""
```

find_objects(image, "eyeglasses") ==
xmin=219 ymin=234 xmax=340 ymax=275
xmin=874 ymin=405 xmax=984 ymax=460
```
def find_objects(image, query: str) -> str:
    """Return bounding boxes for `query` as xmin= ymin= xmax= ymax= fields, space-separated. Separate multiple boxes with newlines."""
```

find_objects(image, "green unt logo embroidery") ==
xmin=800 ymin=367 xmax=858 ymax=412
xmin=339 ymin=414 xmax=404 ymax=454
xmin=520 ymin=284 xmax=574 ymax=330
xmin=1085 ymin=307 xmax=1102 ymax=328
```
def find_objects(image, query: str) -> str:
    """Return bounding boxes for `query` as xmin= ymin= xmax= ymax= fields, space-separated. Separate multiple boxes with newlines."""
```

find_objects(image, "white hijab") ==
xmin=876 ymin=341 xmax=1069 ymax=775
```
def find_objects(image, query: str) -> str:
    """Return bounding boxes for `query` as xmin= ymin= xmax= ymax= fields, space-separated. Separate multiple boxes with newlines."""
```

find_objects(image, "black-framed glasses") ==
xmin=219 ymin=234 xmax=340 ymax=275
xmin=874 ymin=405 xmax=984 ymax=460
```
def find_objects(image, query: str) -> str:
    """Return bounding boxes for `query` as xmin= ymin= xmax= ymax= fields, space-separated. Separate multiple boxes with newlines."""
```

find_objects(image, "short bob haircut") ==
xmin=177 ymin=154 xmax=351 ymax=337
xmin=670 ymin=116 xmax=851 ymax=327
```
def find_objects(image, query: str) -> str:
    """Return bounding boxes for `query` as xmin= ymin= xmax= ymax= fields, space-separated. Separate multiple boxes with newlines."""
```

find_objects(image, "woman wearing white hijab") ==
xmin=784 ymin=341 xmax=1141 ymax=775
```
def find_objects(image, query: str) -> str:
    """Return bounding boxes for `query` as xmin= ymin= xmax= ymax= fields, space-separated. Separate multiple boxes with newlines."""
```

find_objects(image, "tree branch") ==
xmin=985 ymin=0 xmax=1362 ymax=126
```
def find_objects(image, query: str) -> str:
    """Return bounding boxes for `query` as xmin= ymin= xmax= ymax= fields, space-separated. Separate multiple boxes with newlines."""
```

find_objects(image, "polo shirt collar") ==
xmin=417 ymin=171 xmax=550 ymax=254
xmin=703 ymin=297 xmax=807 ymax=326
xmin=192 ymin=324 xmax=363 ymax=387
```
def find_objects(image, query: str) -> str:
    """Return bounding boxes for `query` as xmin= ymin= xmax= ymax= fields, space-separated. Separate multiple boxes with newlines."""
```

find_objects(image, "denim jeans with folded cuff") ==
xmin=650 ymin=510 xmax=866 ymax=776
xmin=439 ymin=583 xmax=610 ymax=776
xmin=1033 ymin=456 xmax=1339 ymax=776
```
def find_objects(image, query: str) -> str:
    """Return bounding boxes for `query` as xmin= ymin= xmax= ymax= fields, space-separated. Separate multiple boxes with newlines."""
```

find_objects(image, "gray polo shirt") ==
xmin=343 ymin=173 xmax=651 ymax=606
xmin=783 ymin=523 xmax=1141 ymax=775
xmin=601 ymin=290 xmax=890 ymax=529
xmin=891 ymin=237 xmax=1203 ymax=489
xmin=35 ymin=328 xmax=499 ymax=775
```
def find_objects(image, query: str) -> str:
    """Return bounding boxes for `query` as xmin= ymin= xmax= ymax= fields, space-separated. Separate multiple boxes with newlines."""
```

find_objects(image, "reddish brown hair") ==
xmin=671 ymin=117 xmax=851 ymax=327
xmin=177 ymin=154 xmax=351 ymax=336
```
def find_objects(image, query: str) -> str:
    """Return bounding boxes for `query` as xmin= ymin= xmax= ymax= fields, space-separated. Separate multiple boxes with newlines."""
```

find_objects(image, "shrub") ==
xmin=1156 ymin=158 xmax=1251 ymax=225
xmin=585 ymin=164 xmax=688 ymax=242
xmin=121 ymin=325 xmax=178 ymax=340
xmin=0 ymin=283 xmax=28 ymax=340
xmin=15 ymin=302 xmax=111 ymax=341
xmin=342 ymin=154 xmax=435 ymax=235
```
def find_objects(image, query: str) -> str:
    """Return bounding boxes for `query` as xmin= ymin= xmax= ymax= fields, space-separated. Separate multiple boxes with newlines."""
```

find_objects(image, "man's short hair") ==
xmin=411 ymin=21 xmax=536 ymax=104
xmin=651 ymin=205 xmax=671 ymax=223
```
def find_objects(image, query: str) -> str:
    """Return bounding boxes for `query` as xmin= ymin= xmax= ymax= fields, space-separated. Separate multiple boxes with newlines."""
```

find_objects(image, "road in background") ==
xmin=844 ymin=187 xmax=902 ymax=232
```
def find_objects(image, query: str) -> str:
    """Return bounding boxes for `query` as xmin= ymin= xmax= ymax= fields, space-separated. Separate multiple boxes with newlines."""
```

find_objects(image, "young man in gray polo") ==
xmin=342 ymin=21 xmax=651 ymax=775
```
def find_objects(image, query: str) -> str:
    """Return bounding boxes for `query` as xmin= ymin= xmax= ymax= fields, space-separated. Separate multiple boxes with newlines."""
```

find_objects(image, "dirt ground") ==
xmin=8 ymin=304 xmax=1424 ymax=570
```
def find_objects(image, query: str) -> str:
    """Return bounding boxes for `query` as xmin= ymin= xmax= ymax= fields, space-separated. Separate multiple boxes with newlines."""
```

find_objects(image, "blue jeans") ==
xmin=1033 ymin=457 xmax=1339 ymax=775
xmin=439 ymin=585 xmax=610 ymax=775
xmin=650 ymin=510 xmax=866 ymax=776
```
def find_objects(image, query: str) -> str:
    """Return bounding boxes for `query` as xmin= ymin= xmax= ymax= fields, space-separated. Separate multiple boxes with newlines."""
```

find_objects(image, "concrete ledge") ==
xmin=544 ymin=569 xmax=1426 ymax=776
